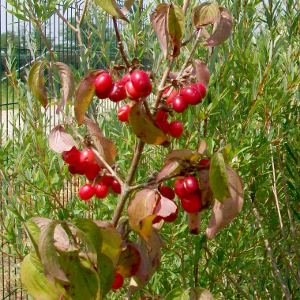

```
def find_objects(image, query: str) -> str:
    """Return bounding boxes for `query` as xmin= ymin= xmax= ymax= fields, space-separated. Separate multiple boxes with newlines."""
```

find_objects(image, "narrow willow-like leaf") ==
xmin=168 ymin=4 xmax=185 ymax=57
xmin=203 ymin=7 xmax=233 ymax=46
xmin=94 ymin=0 xmax=128 ymax=22
xmin=209 ymin=153 xmax=230 ymax=203
xmin=28 ymin=61 xmax=47 ymax=107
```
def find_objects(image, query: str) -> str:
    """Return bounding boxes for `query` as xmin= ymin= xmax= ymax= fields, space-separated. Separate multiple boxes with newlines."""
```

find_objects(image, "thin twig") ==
xmin=182 ymin=0 xmax=191 ymax=15
xmin=54 ymin=8 xmax=77 ymax=32
xmin=79 ymin=0 xmax=89 ymax=27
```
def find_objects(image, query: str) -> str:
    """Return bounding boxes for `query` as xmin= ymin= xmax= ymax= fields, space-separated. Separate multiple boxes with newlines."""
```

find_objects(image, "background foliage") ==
xmin=1 ymin=0 xmax=300 ymax=299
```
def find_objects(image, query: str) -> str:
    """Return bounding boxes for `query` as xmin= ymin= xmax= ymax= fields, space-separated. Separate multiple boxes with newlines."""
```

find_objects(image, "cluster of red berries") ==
xmin=155 ymin=110 xmax=184 ymax=138
xmin=164 ymin=82 xmax=207 ymax=113
xmin=62 ymin=146 xmax=121 ymax=201
xmin=94 ymin=69 xmax=152 ymax=103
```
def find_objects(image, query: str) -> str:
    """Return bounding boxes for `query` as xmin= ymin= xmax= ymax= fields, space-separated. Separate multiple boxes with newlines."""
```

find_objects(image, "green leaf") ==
xmin=94 ymin=0 xmax=129 ymax=22
xmin=182 ymin=287 xmax=215 ymax=299
xmin=165 ymin=287 xmax=185 ymax=300
xmin=192 ymin=2 xmax=220 ymax=28
xmin=28 ymin=61 xmax=48 ymax=107
xmin=56 ymin=251 xmax=101 ymax=300
xmin=25 ymin=220 xmax=41 ymax=254
xmin=74 ymin=70 xmax=104 ymax=125
xmin=209 ymin=153 xmax=230 ymax=203
xmin=220 ymin=143 xmax=232 ymax=161
xmin=21 ymin=252 xmax=63 ymax=300
xmin=168 ymin=4 xmax=185 ymax=57
xmin=97 ymin=253 xmax=115 ymax=296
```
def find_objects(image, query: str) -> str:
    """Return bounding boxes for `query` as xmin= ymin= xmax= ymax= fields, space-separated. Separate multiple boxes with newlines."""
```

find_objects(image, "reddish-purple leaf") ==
xmin=151 ymin=3 xmax=169 ymax=59
xmin=121 ymin=0 xmax=135 ymax=15
xmin=54 ymin=62 xmax=75 ymax=106
xmin=153 ymin=196 xmax=178 ymax=220
xmin=129 ymin=242 xmax=148 ymax=281
xmin=195 ymin=59 xmax=210 ymax=89
xmin=165 ymin=149 xmax=200 ymax=163
xmin=206 ymin=166 xmax=244 ymax=239
xmin=203 ymin=8 xmax=233 ymax=47
xmin=83 ymin=117 xmax=117 ymax=166
xmin=74 ymin=70 xmax=104 ymax=126
xmin=199 ymin=169 xmax=213 ymax=209
xmin=127 ymin=231 xmax=162 ymax=298
xmin=156 ymin=159 xmax=181 ymax=182
xmin=48 ymin=125 xmax=77 ymax=153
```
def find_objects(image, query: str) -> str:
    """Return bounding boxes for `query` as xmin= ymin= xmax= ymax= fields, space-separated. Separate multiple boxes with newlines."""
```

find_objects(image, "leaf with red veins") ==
xmin=156 ymin=158 xmax=182 ymax=182
xmin=206 ymin=165 xmax=244 ymax=239
xmin=116 ymin=242 xmax=141 ymax=278
xmin=127 ymin=189 xmax=160 ymax=239
xmin=203 ymin=7 xmax=233 ymax=47
xmin=151 ymin=3 xmax=169 ymax=59
xmin=48 ymin=125 xmax=77 ymax=153
xmin=83 ymin=117 xmax=117 ymax=167
xmin=74 ymin=70 xmax=104 ymax=126
xmin=127 ymin=231 xmax=162 ymax=298
xmin=195 ymin=59 xmax=210 ymax=89
xmin=153 ymin=196 xmax=178 ymax=221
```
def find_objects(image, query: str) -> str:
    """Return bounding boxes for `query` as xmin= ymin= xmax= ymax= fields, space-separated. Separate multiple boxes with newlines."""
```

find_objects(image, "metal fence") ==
xmin=0 ymin=1 xmax=126 ymax=298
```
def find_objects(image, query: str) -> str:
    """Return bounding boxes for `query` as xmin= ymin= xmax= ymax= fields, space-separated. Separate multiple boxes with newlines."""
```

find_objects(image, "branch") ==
xmin=113 ymin=17 xmax=130 ymax=68
xmin=54 ymin=8 xmax=77 ymax=32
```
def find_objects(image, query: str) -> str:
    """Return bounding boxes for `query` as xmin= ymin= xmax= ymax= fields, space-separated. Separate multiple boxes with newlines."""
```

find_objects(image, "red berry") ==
xmin=121 ymin=72 xmax=131 ymax=84
xmin=95 ymin=183 xmax=109 ymax=199
xmin=84 ymin=162 xmax=101 ymax=181
xmin=169 ymin=120 xmax=183 ymax=138
xmin=163 ymin=88 xmax=178 ymax=105
xmin=111 ymin=179 xmax=121 ymax=194
xmin=180 ymin=193 xmax=202 ymax=213
xmin=130 ymin=70 xmax=151 ymax=94
xmin=62 ymin=146 xmax=80 ymax=165
xmin=184 ymin=176 xmax=199 ymax=194
xmin=141 ymin=83 xmax=152 ymax=97
xmin=174 ymin=179 xmax=190 ymax=198
xmin=172 ymin=95 xmax=188 ymax=113
xmin=117 ymin=104 xmax=131 ymax=122
xmin=101 ymin=175 xmax=114 ymax=186
xmin=155 ymin=110 xmax=168 ymax=122
xmin=108 ymin=81 xmax=127 ymax=102
xmin=79 ymin=148 xmax=95 ymax=169
xmin=125 ymin=81 xmax=142 ymax=100
xmin=79 ymin=184 xmax=95 ymax=200
xmin=94 ymin=73 xmax=113 ymax=99
xmin=111 ymin=273 xmax=124 ymax=290
xmin=197 ymin=82 xmax=207 ymax=98
xmin=199 ymin=157 xmax=211 ymax=169
xmin=157 ymin=119 xmax=170 ymax=134
xmin=182 ymin=85 xmax=202 ymax=105
xmin=159 ymin=185 xmax=175 ymax=200
xmin=68 ymin=164 xmax=85 ymax=175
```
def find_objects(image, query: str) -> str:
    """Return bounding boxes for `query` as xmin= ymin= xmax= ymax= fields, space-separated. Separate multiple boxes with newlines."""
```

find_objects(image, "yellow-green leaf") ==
xmin=168 ymin=4 xmax=185 ymax=57
xmin=21 ymin=252 xmax=63 ymax=300
xmin=192 ymin=2 xmax=220 ymax=29
xmin=94 ymin=0 xmax=128 ymax=22
xmin=128 ymin=102 xmax=170 ymax=146
xmin=209 ymin=153 xmax=230 ymax=203
xmin=74 ymin=70 xmax=104 ymax=126
xmin=28 ymin=61 xmax=47 ymax=107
